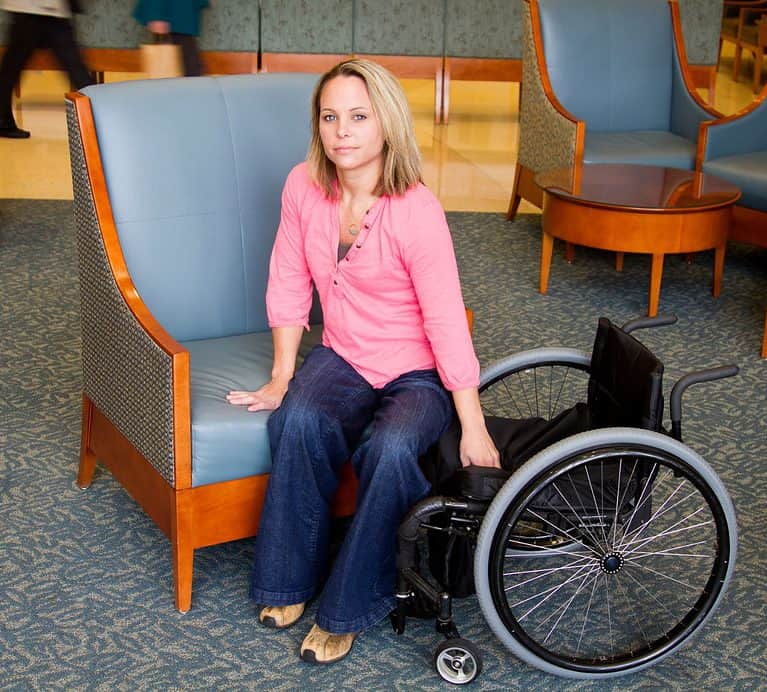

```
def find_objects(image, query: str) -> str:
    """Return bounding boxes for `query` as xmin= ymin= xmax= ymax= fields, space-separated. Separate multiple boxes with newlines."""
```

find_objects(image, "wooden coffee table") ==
xmin=536 ymin=164 xmax=741 ymax=316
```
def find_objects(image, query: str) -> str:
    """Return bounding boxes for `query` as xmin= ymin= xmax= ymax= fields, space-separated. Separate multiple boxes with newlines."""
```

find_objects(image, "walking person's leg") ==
xmin=170 ymin=33 xmax=203 ymax=76
xmin=302 ymin=369 xmax=453 ymax=662
xmin=42 ymin=16 xmax=93 ymax=90
xmin=0 ymin=13 xmax=42 ymax=137
xmin=250 ymin=346 xmax=378 ymax=625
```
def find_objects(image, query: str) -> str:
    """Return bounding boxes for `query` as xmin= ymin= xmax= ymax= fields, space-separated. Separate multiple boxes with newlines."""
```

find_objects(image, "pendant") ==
xmin=349 ymin=225 xmax=359 ymax=236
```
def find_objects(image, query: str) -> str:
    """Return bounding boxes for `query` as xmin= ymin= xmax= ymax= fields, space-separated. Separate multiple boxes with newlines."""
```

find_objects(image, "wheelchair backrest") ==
xmin=587 ymin=318 xmax=664 ymax=431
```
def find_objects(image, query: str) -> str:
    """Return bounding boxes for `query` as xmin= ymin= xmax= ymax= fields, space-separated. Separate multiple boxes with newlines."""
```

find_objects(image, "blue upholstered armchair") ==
xmin=509 ymin=0 xmax=720 ymax=219
xmin=66 ymin=74 xmax=356 ymax=611
xmin=697 ymin=86 xmax=767 ymax=357
xmin=698 ymin=86 xmax=767 ymax=248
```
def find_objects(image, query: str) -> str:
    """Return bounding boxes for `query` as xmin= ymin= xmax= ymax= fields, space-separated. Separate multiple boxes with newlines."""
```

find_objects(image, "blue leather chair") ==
xmin=698 ymin=85 xmax=767 ymax=248
xmin=697 ymin=85 xmax=767 ymax=357
xmin=509 ymin=0 xmax=720 ymax=219
xmin=66 ymin=74 xmax=356 ymax=611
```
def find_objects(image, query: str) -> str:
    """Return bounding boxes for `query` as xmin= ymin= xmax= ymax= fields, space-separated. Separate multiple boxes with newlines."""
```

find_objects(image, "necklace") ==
xmin=346 ymin=208 xmax=369 ymax=237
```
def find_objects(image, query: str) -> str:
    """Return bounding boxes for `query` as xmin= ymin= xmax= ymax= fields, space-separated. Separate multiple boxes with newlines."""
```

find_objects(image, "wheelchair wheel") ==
xmin=474 ymin=428 xmax=737 ymax=679
xmin=479 ymin=348 xmax=591 ymax=421
xmin=434 ymin=638 xmax=482 ymax=685
xmin=479 ymin=348 xmax=592 ymax=552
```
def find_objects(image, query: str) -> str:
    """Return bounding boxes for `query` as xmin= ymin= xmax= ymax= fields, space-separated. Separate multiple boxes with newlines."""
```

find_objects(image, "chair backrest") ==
xmin=587 ymin=318 xmax=664 ymax=431
xmin=537 ymin=0 xmax=675 ymax=133
xmin=80 ymin=73 xmax=317 ymax=342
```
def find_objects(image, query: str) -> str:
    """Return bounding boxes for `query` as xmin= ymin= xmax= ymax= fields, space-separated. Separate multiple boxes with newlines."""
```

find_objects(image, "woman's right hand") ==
xmin=226 ymin=379 xmax=289 ymax=412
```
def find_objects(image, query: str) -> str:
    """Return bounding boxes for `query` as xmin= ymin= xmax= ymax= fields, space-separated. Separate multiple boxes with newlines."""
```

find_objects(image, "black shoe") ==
xmin=0 ymin=124 xmax=30 ymax=138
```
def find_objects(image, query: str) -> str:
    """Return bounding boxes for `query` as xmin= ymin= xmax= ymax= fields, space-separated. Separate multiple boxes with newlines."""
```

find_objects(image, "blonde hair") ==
xmin=307 ymin=59 xmax=422 ymax=198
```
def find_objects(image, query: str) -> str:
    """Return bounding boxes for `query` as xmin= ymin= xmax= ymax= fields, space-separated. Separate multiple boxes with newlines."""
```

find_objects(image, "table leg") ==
xmin=712 ymin=243 xmax=726 ymax=297
xmin=540 ymin=231 xmax=554 ymax=295
xmin=648 ymin=253 xmax=664 ymax=317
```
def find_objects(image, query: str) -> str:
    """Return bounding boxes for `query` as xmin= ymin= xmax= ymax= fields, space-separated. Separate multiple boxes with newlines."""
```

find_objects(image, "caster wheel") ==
xmin=434 ymin=638 xmax=482 ymax=685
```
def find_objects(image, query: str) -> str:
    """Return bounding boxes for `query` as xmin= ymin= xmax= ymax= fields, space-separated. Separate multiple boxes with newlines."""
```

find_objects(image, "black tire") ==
xmin=434 ymin=638 xmax=482 ymax=685
xmin=474 ymin=428 xmax=737 ymax=679
xmin=479 ymin=348 xmax=591 ymax=421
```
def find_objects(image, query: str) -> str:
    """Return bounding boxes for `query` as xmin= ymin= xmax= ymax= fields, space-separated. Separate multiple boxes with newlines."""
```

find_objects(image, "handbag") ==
xmin=140 ymin=35 xmax=183 ymax=79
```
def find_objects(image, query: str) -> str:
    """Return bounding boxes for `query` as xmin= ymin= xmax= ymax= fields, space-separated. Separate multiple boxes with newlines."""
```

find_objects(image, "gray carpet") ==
xmin=1 ymin=199 xmax=765 ymax=690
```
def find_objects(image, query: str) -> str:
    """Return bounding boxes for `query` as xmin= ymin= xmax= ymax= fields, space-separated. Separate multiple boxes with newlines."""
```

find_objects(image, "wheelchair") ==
xmin=392 ymin=315 xmax=739 ymax=684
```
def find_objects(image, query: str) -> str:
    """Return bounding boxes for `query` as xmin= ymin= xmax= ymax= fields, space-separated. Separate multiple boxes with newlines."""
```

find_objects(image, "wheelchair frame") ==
xmin=392 ymin=315 xmax=739 ymax=684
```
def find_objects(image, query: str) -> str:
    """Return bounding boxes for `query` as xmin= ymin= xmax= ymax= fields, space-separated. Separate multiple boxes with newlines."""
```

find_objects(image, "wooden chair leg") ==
xmin=754 ymin=48 xmax=764 ymax=93
xmin=77 ymin=394 xmax=98 ymax=489
xmin=733 ymin=43 xmax=743 ymax=80
xmin=172 ymin=494 xmax=194 ymax=613
xmin=507 ymin=163 xmax=523 ymax=221
xmin=648 ymin=253 xmax=665 ymax=317
xmin=539 ymin=231 xmax=554 ymax=294
xmin=712 ymin=243 xmax=726 ymax=298
xmin=565 ymin=242 xmax=575 ymax=264
xmin=761 ymin=310 xmax=766 ymax=358
xmin=615 ymin=252 xmax=624 ymax=272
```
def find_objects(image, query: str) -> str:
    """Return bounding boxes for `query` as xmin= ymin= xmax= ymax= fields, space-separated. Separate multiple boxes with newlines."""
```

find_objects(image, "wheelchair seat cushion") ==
xmin=422 ymin=403 xmax=592 ymax=497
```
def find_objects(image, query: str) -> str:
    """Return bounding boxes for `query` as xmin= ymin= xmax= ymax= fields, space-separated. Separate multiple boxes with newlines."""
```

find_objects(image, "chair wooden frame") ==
xmin=508 ymin=0 xmax=720 ymax=221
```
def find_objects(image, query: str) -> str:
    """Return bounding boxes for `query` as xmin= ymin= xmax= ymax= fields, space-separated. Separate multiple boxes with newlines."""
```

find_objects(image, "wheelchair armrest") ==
xmin=670 ymin=365 xmax=740 ymax=439
xmin=621 ymin=313 xmax=678 ymax=335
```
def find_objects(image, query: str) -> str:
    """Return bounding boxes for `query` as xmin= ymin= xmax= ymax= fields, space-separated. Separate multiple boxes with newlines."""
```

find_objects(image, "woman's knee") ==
xmin=268 ymin=394 xmax=332 ymax=439
xmin=360 ymin=429 xmax=427 ymax=478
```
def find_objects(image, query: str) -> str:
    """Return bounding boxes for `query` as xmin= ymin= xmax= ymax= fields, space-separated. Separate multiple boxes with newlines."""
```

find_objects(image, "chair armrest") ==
xmin=66 ymin=94 xmax=192 ymax=489
xmin=697 ymin=88 xmax=767 ymax=165
xmin=518 ymin=0 xmax=583 ymax=174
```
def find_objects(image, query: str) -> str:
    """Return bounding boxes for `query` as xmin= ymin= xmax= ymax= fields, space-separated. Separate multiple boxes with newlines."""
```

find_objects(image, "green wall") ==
xmin=0 ymin=0 xmax=722 ymax=65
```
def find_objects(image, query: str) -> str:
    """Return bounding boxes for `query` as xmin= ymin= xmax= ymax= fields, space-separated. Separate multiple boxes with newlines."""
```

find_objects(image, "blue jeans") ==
xmin=250 ymin=345 xmax=454 ymax=634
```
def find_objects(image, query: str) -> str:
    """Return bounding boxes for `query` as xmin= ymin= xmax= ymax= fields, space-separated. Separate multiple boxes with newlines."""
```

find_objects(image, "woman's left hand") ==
xmin=459 ymin=425 xmax=501 ymax=468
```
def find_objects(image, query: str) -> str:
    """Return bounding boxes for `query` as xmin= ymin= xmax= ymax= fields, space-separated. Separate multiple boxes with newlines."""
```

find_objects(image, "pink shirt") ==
xmin=266 ymin=163 xmax=480 ymax=391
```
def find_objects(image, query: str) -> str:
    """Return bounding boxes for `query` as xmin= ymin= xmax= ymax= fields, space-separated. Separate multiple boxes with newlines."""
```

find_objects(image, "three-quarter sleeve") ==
xmin=266 ymin=168 xmax=314 ymax=329
xmin=402 ymin=197 xmax=480 ymax=391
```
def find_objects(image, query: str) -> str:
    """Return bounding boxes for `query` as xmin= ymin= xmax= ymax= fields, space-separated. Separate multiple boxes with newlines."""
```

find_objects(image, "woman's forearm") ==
xmin=451 ymin=388 xmax=500 ymax=468
xmin=271 ymin=325 xmax=305 ymax=383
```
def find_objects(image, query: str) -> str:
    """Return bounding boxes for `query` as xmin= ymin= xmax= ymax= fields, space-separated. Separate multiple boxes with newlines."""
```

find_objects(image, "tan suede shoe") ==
xmin=300 ymin=623 xmax=357 ymax=664
xmin=258 ymin=603 xmax=306 ymax=629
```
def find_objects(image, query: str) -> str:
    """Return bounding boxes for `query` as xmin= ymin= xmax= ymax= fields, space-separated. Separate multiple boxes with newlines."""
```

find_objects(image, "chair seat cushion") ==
xmin=183 ymin=329 xmax=322 ymax=487
xmin=703 ymin=151 xmax=767 ymax=211
xmin=584 ymin=131 xmax=696 ymax=170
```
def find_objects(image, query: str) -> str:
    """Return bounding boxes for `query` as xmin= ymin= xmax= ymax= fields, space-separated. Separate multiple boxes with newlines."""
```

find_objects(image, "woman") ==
xmin=227 ymin=59 xmax=499 ymax=665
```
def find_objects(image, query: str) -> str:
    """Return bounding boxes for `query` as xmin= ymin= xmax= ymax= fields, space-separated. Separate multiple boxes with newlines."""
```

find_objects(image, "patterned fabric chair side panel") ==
xmin=517 ymin=0 xmax=579 ymax=176
xmin=66 ymin=98 xmax=182 ymax=488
